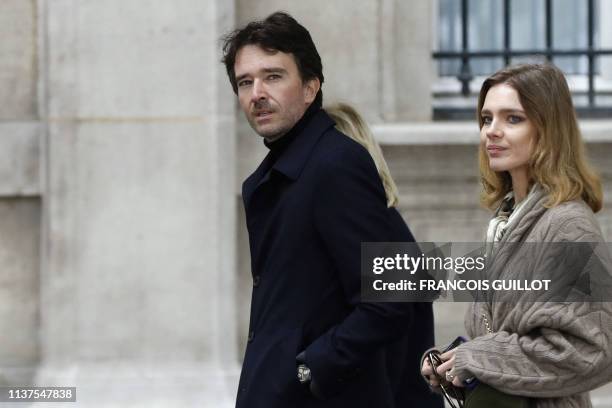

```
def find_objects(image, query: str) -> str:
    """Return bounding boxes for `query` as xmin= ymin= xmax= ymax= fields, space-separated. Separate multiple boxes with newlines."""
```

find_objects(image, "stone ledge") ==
xmin=373 ymin=120 xmax=612 ymax=145
xmin=373 ymin=122 xmax=478 ymax=145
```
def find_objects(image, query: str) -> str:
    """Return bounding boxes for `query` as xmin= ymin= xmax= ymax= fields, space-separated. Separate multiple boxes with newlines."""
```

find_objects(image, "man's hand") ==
xmin=421 ymin=357 xmax=441 ymax=388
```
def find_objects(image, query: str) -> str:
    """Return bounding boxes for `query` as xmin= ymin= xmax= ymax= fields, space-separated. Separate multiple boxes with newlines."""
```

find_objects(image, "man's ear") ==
xmin=303 ymin=78 xmax=321 ymax=104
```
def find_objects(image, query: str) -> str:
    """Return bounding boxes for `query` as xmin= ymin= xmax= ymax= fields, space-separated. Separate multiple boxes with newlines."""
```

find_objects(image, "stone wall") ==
xmin=1 ymin=0 xmax=611 ymax=406
xmin=1 ymin=0 xmax=239 ymax=406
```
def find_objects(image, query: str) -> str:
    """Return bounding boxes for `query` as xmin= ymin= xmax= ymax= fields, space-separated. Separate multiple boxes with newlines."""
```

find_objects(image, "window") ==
xmin=433 ymin=0 xmax=612 ymax=119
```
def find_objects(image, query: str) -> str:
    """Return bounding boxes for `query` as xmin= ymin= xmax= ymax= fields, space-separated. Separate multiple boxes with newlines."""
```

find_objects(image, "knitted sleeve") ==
xmin=453 ymin=301 xmax=612 ymax=398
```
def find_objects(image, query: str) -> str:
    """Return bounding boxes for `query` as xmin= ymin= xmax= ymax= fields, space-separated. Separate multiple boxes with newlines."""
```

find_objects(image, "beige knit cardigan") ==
xmin=453 ymin=191 xmax=612 ymax=408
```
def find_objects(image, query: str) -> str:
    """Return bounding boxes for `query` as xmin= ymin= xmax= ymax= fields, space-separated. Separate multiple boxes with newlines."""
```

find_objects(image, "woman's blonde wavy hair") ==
xmin=477 ymin=64 xmax=602 ymax=212
xmin=326 ymin=102 xmax=400 ymax=207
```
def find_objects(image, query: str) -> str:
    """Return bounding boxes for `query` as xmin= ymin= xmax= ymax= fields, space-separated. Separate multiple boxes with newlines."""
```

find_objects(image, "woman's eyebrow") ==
xmin=481 ymin=108 xmax=526 ymax=115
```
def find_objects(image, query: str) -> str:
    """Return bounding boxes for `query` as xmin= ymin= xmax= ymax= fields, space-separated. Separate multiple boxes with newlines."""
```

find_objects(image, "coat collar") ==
xmin=271 ymin=109 xmax=335 ymax=180
xmin=242 ymin=109 xmax=335 ymax=207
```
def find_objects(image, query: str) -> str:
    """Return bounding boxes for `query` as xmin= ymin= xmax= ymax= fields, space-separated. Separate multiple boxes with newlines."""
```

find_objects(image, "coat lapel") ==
xmin=242 ymin=152 xmax=275 ymax=209
xmin=242 ymin=109 xmax=336 ymax=210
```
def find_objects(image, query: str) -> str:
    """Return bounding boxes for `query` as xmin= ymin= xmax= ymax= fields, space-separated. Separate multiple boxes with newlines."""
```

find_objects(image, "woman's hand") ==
xmin=435 ymin=349 xmax=464 ymax=388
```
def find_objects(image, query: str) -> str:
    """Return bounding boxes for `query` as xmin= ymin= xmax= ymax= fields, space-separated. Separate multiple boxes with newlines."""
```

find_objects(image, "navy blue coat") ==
xmin=237 ymin=109 xmax=442 ymax=408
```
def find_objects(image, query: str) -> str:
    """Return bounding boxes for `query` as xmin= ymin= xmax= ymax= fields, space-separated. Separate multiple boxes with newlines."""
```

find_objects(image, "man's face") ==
xmin=234 ymin=45 xmax=319 ymax=141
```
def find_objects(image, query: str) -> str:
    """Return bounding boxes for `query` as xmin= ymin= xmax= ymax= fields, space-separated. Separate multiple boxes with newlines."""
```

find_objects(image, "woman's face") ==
xmin=480 ymin=84 xmax=536 ymax=181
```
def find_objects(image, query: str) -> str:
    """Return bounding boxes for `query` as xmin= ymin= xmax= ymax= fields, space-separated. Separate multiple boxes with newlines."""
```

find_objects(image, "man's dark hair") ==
xmin=221 ymin=11 xmax=324 ymax=105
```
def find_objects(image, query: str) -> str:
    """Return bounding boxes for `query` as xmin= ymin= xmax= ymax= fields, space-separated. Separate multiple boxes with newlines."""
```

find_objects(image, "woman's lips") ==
xmin=487 ymin=145 xmax=506 ymax=156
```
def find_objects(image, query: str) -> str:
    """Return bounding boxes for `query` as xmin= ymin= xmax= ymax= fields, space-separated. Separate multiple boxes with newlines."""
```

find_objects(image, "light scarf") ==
xmin=485 ymin=184 xmax=541 ymax=257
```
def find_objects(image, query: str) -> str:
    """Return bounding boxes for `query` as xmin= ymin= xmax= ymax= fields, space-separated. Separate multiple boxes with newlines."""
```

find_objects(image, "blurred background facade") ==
xmin=0 ymin=0 xmax=611 ymax=406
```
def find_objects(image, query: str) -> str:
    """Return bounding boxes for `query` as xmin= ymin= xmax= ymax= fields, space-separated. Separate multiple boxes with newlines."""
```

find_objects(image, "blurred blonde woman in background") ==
xmin=326 ymin=103 xmax=399 ymax=207
xmin=326 ymin=102 xmax=443 ymax=408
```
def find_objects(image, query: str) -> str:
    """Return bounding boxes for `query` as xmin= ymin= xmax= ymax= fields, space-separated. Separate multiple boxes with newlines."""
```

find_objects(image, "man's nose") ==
xmin=250 ymin=80 xmax=267 ymax=102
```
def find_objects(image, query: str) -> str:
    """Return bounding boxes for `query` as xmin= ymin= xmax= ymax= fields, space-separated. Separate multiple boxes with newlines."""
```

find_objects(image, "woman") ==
xmin=326 ymin=102 xmax=400 ymax=208
xmin=421 ymin=63 xmax=612 ymax=407
xmin=327 ymin=102 xmax=443 ymax=408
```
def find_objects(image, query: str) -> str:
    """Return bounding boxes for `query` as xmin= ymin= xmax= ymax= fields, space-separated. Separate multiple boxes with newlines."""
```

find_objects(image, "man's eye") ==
xmin=267 ymin=74 xmax=281 ymax=80
xmin=237 ymin=80 xmax=252 ymax=88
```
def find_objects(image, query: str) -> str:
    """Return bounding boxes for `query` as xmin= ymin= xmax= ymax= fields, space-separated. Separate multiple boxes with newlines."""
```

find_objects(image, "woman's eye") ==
xmin=482 ymin=116 xmax=492 ymax=125
xmin=508 ymin=115 xmax=524 ymax=124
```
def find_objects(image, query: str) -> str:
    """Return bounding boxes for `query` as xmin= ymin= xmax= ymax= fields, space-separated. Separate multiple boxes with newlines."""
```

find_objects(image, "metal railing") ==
xmin=433 ymin=0 xmax=612 ymax=120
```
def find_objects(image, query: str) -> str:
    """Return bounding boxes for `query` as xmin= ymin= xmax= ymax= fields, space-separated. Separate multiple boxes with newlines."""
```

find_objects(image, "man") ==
xmin=221 ymin=11 xmax=442 ymax=408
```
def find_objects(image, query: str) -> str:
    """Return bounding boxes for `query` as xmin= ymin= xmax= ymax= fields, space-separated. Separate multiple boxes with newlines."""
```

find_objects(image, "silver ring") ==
xmin=445 ymin=370 xmax=455 ymax=382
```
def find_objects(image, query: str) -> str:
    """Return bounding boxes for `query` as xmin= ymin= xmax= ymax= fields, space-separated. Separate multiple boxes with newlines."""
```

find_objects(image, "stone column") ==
xmin=38 ymin=1 xmax=238 ymax=406
xmin=382 ymin=0 xmax=434 ymax=121
xmin=0 ymin=0 xmax=42 ymax=388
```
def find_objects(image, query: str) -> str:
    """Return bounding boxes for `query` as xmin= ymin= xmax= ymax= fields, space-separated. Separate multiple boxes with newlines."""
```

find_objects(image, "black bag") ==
xmin=464 ymin=382 xmax=534 ymax=408
xmin=426 ymin=337 xmax=533 ymax=408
